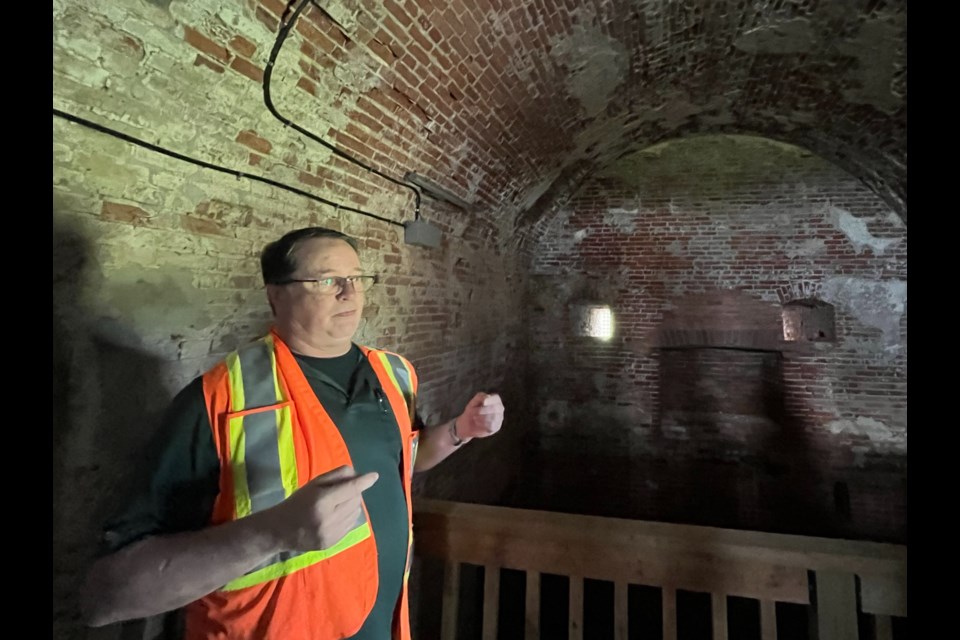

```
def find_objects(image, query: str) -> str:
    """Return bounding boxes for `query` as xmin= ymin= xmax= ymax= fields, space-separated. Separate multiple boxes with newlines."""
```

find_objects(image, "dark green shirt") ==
xmin=104 ymin=344 xmax=420 ymax=639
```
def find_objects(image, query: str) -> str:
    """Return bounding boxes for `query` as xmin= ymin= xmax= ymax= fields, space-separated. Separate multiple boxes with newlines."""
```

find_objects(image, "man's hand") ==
xmin=454 ymin=393 xmax=505 ymax=441
xmin=264 ymin=466 xmax=379 ymax=551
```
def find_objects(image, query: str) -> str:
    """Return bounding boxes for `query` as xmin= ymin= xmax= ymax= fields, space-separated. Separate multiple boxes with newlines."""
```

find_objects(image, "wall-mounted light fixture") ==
xmin=404 ymin=172 xmax=473 ymax=211
xmin=403 ymin=218 xmax=443 ymax=249
xmin=401 ymin=172 xmax=475 ymax=249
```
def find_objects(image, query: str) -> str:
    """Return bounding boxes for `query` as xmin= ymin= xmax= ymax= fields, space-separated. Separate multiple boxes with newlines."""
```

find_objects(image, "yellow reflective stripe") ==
xmin=376 ymin=352 xmax=405 ymax=405
xmin=376 ymin=352 xmax=412 ymax=423
xmin=229 ymin=415 xmax=252 ymax=519
xmin=222 ymin=522 xmax=372 ymax=591
xmin=226 ymin=351 xmax=245 ymax=413
xmin=384 ymin=352 xmax=415 ymax=421
xmin=226 ymin=351 xmax=252 ymax=518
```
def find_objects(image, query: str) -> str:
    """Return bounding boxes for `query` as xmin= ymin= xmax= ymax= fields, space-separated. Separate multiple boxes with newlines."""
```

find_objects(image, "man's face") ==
xmin=268 ymin=237 xmax=365 ymax=349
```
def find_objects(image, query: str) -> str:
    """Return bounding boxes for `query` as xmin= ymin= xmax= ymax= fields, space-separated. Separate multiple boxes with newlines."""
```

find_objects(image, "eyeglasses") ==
xmin=275 ymin=275 xmax=379 ymax=295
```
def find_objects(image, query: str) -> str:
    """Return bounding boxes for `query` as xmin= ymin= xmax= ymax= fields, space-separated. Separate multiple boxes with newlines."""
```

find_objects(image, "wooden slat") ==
xmin=662 ymin=587 xmax=677 ymax=640
xmin=760 ymin=600 xmax=777 ymax=640
xmin=861 ymin=571 xmax=907 ymax=617
xmin=415 ymin=526 xmax=810 ymax=604
xmin=873 ymin=615 xmax=893 ymax=640
xmin=712 ymin=593 xmax=728 ymax=640
xmin=412 ymin=500 xmax=907 ymax=638
xmin=482 ymin=565 xmax=500 ymax=640
xmin=414 ymin=499 xmax=906 ymax=575
xmin=569 ymin=576 xmax=583 ymax=640
xmin=814 ymin=570 xmax=858 ymax=640
xmin=615 ymin=581 xmax=629 ymax=640
xmin=525 ymin=571 xmax=540 ymax=640
xmin=441 ymin=561 xmax=460 ymax=640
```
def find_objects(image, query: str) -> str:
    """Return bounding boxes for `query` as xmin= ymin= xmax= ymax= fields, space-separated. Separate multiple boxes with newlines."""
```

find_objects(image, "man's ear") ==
xmin=265 ymin=285 xmax=279 ymax=317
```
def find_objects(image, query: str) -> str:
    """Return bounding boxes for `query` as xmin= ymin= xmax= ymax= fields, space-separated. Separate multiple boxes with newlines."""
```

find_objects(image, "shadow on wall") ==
xmin=53 ymin=215 xmax=180 ymax=640
xmin=649 ymin=345 xmax=839 ymax=537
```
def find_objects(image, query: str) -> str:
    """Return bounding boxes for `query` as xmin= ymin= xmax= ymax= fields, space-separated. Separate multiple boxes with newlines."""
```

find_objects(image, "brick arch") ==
xmin=522 ymin=129 xmax=903 ymax=254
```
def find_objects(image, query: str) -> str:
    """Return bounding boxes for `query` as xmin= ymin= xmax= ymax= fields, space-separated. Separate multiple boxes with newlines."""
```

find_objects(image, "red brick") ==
xmin=298 ymin=171 xmax=328 ymax=189
xmin=230 ymin=56 xmax=264 ymax=82
xmin=367 ymin=38 xmax=397 ymax=65
xmin=351 ymin=110 xmax=384 ymax=134
xmin=236 ymin=130 xmax=272 ymax=154
xmin=407 ymin=42 xmax=431 ymax=68
xmin=101 ymin=201 xmax=150 ymax=224
xmin=120 ymin=35 xmax=144 ymax=58
xmin=297 ymin=19 xmax=339 ymax=54
xmin=296 ymin=76 xmax=317 ymax=96
xmin=260 ymin=0 xmax=287 ymax=17
xmin=193 ymin=54 xmax=225 ymax=74
xmin=180 ymin=214 xmax=223 ymax=236
xmin=384 ymin=0 xmax=413 ymax=28
xmin=380 ymin=16 xmax=407 ymax=43
xmin=254 ymin=7 xmax=279 ymax=31
xmin=183 ymin=26 xmax=230 ymax=63
xmin=229 ymin=35 xmax=257 ymax=58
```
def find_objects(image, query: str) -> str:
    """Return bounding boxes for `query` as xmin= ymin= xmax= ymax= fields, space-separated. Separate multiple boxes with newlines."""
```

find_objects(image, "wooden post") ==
xmin=812 ymin=571 xmax=858 ymax=640
xmin=760 ymin=600 xmax=778 ymax=640
xmin=525 ymin=571 xmax=540 ymax=640
xmin=662 ymin=587 xmax=677 ymax=640
xmin=615 ymin=581 xmax=629 ymax=640
xmin=569 ymin=576 xmax=583 ymax=640
xmin=873 ymin=615 xmax=892 ymax=640
xmin=441 ymin=562 xmax=460 ymax=640
xmin=712 ymin=593 xmax=728 ymax=640
xmin=482 ymin=565 xmax=500 ymax=640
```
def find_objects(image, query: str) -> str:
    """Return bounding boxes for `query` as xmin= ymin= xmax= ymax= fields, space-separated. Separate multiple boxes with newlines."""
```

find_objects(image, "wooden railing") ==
xmin=413 ymin=500 xmax=906 ymax=640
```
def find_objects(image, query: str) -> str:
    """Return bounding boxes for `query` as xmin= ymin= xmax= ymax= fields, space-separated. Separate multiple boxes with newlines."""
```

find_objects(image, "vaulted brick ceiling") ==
xmin=55 ymin=0 xmax=906 ymax=238
xmin=285 ymin=0 xmax=906 ymax=228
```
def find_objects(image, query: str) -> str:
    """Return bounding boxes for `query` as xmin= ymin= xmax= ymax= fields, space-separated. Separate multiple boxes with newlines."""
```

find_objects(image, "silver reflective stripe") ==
xmin=237 ymin=339 xmax=286 ymax=513
xmin=247 ymin=549 xmax=300 ymax=575
xmin=384 ymin=352 xmax=414 ymax=415
xmin=246 ymin=506 xmax=365 ymax=574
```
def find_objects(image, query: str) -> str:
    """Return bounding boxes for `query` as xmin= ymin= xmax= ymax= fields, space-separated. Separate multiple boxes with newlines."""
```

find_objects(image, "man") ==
xmin=82 ymin=227 xmax=505 ymax=640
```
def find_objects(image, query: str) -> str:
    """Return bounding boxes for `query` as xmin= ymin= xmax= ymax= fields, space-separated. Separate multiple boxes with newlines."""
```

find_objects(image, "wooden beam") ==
xmin=415 ymin=524 xmax=810 ymax=604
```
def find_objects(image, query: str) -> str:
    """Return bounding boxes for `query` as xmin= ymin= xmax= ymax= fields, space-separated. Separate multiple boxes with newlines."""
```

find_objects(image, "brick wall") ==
xmin=53 ymin=2 xmax=533 ymax=637
xmin=54 ymin=1 xmax=906 ymax=637
xmin=518 ymin=135 xmax=907 ymax=544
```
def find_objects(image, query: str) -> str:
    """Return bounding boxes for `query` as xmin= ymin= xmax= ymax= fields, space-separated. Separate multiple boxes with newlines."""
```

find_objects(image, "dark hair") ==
xmin=260 ymin=227 xmax=360 ymax=285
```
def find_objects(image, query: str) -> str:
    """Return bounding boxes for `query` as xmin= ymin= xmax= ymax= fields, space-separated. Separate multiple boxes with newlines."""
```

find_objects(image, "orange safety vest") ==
xmin=184 ymin=330 xmax=419 ymax=640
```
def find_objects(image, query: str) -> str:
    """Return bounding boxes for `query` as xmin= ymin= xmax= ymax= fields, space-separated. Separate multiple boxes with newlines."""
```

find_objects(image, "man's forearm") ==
xmin=414 ymin=419 xmax=467 ymax=472
xmin=82 ymin=511 xmax=282 ymax=627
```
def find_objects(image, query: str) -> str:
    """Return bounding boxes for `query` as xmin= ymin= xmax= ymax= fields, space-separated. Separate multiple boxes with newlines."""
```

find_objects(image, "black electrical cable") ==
xmin=52 ymin=108 xmax=405 ymax=227
xmin=265 ymin=0 xmax=422 ymax=220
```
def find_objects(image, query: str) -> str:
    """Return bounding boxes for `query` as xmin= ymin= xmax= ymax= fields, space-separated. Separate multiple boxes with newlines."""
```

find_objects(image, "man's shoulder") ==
xmin=361 ymin=344 xmax=409 ymax=359
xmin=360 ymin=345 xmax=416 ymax=372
